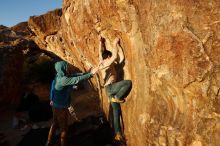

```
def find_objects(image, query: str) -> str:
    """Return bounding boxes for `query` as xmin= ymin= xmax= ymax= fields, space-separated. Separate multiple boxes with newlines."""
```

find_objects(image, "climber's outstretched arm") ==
xmin=117 ymin=43 xmax=125 ymax=64
xmin=99 ymin=37 xmax=104 ymax=62
xmin=98 ymin=38 xmax=119 ymax=70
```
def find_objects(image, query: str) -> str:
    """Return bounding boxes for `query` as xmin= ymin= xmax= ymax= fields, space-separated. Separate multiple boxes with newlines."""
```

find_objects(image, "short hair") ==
xmin=102 ymin=50 xmax=112 ymax=59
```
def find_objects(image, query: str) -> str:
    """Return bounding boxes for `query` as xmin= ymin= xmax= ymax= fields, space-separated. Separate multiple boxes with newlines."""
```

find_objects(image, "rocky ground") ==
xmin=0 ymin=107 xmax=115 ymax=146
xmin=0 ymin=89 xmax=120 ymax=146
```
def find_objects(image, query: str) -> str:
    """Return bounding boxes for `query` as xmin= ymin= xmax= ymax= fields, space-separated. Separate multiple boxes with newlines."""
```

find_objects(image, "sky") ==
xmin=0 ymin=0 xmax=62 ymax=27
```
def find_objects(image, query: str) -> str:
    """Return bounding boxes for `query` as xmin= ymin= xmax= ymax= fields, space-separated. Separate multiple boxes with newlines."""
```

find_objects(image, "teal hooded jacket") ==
xmin=50 ymin=61 xmax=92 ymax=108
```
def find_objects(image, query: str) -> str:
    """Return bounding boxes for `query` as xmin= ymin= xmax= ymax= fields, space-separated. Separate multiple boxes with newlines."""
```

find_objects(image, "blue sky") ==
xmin=0 ymin=0 xmax=62 ymax=27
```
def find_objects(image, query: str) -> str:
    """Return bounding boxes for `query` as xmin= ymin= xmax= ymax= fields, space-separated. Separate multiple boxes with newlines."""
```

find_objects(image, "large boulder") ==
xmin=28 ymin=0 xmax=220 ymax=145
xmin=0 ymin=25 xmax=27 ymax=105
xmin=0 ymin=23 xmax=54 ymax=105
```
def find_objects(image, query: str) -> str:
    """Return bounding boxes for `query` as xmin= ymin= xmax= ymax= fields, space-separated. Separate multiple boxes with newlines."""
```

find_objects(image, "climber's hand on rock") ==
xmin=91 ymin=66 xmax=99 ymax=75
xmin=98 ymin=61 xmax=104 ymax=67
xmin=113 ymin=37 xmax=120 ymax=46
xmin=98 ymin=35 xmax=102 ymax=41
xmin=87 ymin=66 xmax=92 ymax=72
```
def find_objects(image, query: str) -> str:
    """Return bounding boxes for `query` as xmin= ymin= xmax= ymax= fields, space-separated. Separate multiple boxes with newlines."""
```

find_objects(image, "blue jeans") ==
xmin=105 ymin=80 xmax=132 ymax=133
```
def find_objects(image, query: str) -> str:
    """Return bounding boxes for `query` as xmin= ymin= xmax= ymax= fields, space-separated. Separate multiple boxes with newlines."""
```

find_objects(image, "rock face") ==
xmin=0 ymin=23 xmax=30 ymax=105
xmin=0 ymin=23 xmax=54 ymax=105
xmin=28 ymin=0 xmax=220 ymax=146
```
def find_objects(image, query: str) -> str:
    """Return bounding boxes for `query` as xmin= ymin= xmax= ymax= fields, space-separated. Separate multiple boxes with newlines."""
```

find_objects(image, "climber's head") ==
xmin=55 ymin=61 xmax=68 ymax=77
xmin=100 ymin=29 xmax=120 ymax=43
xmin=102 ymin=49 xmax=112 ymax=59
xmin=55 ymin=61 xmax=73 ymax=76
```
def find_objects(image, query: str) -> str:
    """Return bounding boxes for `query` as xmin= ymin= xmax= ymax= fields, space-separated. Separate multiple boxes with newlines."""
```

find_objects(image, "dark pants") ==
xmin=52 ymin=108 xmax=69 ymax=130
xmin=47 ymin=108 xmax=69 ymax=146
xmin=106 ymin=80 xmax=132 ymax=134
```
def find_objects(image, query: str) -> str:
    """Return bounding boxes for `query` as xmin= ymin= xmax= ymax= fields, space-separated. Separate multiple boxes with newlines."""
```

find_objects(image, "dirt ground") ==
xmin=0 ymin=89 xmax=125 ymax=146
xmin=0 ymin=106 xmax=51 ymax=146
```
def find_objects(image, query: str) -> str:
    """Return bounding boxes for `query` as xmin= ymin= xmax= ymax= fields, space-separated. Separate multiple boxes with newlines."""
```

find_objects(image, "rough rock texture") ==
xmin=28 ymin=0 xmax=220 ymax=146
xmin=0 ymin=23 xmax=31 ymax=105
xmin=0 ymin=23 xmax=54 ymax=105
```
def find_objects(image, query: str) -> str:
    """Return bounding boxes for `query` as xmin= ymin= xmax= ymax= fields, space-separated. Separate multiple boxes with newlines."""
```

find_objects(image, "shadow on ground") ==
xmin=17 ymin=116 xmax=126 ymax=146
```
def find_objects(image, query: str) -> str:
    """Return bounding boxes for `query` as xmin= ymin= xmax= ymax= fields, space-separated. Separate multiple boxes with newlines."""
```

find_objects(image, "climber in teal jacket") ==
xmin=46 ymin=61 xmax=99 ymax=146
xmin=50 ymin=61 xmax=93 ymax=108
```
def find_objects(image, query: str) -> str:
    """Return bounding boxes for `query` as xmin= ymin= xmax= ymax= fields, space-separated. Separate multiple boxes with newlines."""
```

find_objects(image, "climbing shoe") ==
xmin=111 ymin=97 xmax=125 ymax=103
xmin=114 ymin=133 xmax=123 ymax=141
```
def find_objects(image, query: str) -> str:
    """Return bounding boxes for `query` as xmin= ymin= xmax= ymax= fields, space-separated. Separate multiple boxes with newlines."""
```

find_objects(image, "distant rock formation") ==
xmin=0 ymin=24 xmax=30 ymax=105
xmin=0 ymin=23 xmax=54 ymax=105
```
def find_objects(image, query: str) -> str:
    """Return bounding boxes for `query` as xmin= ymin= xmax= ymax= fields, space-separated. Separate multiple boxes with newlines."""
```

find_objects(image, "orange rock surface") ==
xmin=28 ymin=0 xmax=220 ymax=145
